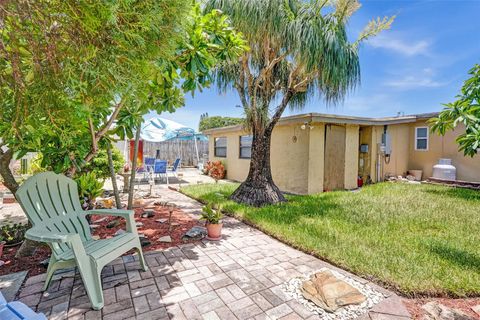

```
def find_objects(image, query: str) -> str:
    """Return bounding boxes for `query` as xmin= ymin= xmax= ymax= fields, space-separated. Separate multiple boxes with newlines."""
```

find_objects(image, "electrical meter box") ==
xmin=382 ymin=133 xmax=392 ymax=156
xmin=360 ymin=144 xmax=369 ymax=153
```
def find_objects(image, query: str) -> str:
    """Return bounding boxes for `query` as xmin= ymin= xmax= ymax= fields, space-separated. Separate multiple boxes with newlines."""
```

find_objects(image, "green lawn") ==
xmin=182 ymin=182 xmax=480 ymax=297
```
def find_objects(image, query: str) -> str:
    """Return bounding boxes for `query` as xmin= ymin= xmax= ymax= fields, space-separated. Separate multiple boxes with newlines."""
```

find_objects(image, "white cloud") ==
xmin=385 ymin=76 xmax=445 ymax=89
xmin=385 ymin=67 xmax=446 ymax=89
xmin=368 ymin=34 xmax=430 ymax=56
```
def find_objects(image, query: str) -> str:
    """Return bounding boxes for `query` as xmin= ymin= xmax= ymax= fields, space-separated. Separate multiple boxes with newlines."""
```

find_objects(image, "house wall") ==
xmin=208 ymin=123 xmax=310 ymax=194
xmin=307 ymin=123 xmax=325 ymax=194
xmin=344 ymin=125 xmax=360 ymax=189
xmin=208 ymin=121 xmax=359 ymax=194
xmin=371 ymin=120 xmax=480 ymax=182
xmin=383 ymin=124 xmax=410 ymax=178
xmin=407 ymin=121 xmax=480 ymax=182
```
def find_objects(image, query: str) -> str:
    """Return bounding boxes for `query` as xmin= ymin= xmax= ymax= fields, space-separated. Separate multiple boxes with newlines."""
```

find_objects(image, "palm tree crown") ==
xmin=206 ymin=0 xmax=393 ymax=131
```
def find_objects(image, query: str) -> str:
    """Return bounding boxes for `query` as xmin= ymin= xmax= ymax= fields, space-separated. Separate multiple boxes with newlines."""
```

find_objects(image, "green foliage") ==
xmin=113 ymin=4 xmax=248 ymax=140
xmin=0 ymin=1 xmax=246 ymax=181
xmin=430 ymin=64 xmax=480 ymax=157
xmin=28 ymin=153 xmax=47 ymax=175
xmin=75 ymin=172 xmax=104 ymax=210
xmin=199 ymin=115 xmax=244 ymax=131
xmin=0 ymin=223 xmax=28 ymax=245
xmin=183 ymin=182 xmax=480 ymax=297
xmin=82 ymin=146 xmax=124 ymax=180
xmin=200 ymin=205 xmax=223 ymax=224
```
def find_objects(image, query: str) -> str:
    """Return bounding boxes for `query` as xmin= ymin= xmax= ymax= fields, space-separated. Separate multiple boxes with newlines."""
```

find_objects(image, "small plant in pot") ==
xmin=200 ymin=205 xmax=223 ymax=241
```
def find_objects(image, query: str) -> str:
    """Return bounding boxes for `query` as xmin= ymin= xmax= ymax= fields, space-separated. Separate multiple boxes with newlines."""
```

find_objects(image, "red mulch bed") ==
xmin=0 ymin=205 xmax=202 ymax=277
xmin=405 ymin=298 xmax=480 ymax=319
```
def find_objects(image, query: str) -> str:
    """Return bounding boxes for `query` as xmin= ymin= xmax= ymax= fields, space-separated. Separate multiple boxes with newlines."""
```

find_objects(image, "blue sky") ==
xmin=156 ymin=0 xmax=480 ymax=130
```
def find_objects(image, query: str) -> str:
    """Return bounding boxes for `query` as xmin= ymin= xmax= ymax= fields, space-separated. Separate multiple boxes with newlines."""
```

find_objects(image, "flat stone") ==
xmin=140 ymin=236 xmax=151 ymax=247
xmin=106 ymin=219 xmax=121 ymax=228
xmin=182 ymin=226 xmax=207 ymax=241
xmin=156 ymin=219 xmax=168 ymax=223
xmin=158 ymin=236 xmax=172 ymax=243
xmin=135 ymin=222 xmax=144 ymax=227
xmin=92 ymin=235 xmax=100 ymax=240
xmin=0 ymin=271 xmax=28 ymax=301
xmin=89 ymin=224 xmax=100 ymax=229
xmin=142 ymin=210 xmax=155 ymax=218
xmin=422 ymin=301 xmax=474 ymax=320
xmin=94 ymin=217 xmax=108 ymax=223
xmin=301 ymin=270 xmax=366 ymax=312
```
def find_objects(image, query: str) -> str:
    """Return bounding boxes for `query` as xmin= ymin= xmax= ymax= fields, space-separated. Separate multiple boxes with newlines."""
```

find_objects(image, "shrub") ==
xmin=0 ymin=223 xmax=28 ymax=245
xmin=203 ymin=161 xmax=226 ymax=180
xmin=81 ymin=146 xmax=124 ymax=180
xmin=75 ymin=172 xmax=104 ymax=210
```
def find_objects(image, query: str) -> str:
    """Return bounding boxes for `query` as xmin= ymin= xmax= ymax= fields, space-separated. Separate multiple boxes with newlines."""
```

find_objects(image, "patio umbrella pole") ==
xmin=194 ymin=135 xmax=199 ymax=166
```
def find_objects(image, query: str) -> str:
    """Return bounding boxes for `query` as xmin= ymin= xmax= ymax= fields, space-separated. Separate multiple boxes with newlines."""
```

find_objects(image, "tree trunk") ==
xmin=107 ymin=143 xmax=122 ymax=209
xmin=127 ymin=127 xmax=141 ymax=210
xmin=230 ymin=129 xmax=286 ymax=206
xmin=0 ymin=148 xmax=19 ymax=194
xmin=0 ymin=148 xmax=40 ymax=257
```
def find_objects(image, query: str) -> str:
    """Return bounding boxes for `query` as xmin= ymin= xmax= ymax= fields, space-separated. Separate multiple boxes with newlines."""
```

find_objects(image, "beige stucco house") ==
xmin=204 ymin=112 xmax=480 ymax=195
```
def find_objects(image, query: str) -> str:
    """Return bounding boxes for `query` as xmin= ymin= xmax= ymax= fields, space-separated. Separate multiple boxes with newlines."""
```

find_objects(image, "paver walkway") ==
xmin=16 ymin=189 xmax=411 ymax=320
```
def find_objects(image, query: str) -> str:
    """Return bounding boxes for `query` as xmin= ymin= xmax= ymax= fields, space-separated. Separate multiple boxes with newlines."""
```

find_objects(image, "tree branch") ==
xmin=88 ymin=117 xmax=97 ymax=154
xmin=66 ymin=100 xmax=124 ymax=177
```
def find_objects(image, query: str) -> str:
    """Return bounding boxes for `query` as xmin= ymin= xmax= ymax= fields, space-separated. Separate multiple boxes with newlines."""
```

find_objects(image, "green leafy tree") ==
xmin=430 ymin=64 xmax=480 ymax=157
xmin=204 ymin=0 xmax=394 ymax=206
xmin=82 ymin=146 xmax=124 ymax=181
xmin=110 ymin=5 xmax=247 ymax=209
xmin=0 ymin=1 xmax=246 ymax=197
xmin=199 ymin=115 xmax=244 ymax=131
xmin=0 ymin=0 xmax=191 ymax=193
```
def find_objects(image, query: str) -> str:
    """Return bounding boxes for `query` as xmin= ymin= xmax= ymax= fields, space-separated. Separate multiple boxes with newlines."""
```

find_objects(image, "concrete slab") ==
xmin=0 ymin=270 xmax=28 ymax=301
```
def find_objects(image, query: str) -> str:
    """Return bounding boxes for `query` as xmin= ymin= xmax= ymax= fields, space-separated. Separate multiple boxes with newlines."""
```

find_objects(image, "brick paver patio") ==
xmin=16 ymin=189 xmax=411 ymax=320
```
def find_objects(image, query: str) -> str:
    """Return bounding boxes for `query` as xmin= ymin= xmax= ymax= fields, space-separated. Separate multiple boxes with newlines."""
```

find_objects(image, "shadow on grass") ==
xmin=195 ymin=190 xmax=342 ymax=228
xmin=427 ymin=240 xmax=480 ymax=271
xmin=423 ymin=187 xmax=480 ymax=202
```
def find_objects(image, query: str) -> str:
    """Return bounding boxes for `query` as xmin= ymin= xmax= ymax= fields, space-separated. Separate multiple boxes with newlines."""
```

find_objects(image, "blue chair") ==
xmin=154 ymin=160 xmax=168 ymax=184
xmin=169 ymin=158 xmax=181 ymax=179
xmin=0 ymin=291 xmax=47 ymax=320
xmin=144 ymin=157 xmax=156 ymax=174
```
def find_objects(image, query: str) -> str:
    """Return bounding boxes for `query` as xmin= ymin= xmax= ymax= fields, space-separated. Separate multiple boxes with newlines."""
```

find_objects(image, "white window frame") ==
xmin=214 ymin=137 xmax=227 ymax=158
xmin=239 ymin=135 xmax=253 ymax=159
xmin=415 ymin=126 xmax=429 ymax=151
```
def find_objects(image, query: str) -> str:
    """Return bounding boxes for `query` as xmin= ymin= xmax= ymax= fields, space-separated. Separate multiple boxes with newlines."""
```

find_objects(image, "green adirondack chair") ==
xmin=16 ymin=172 xmax=148 ymax=310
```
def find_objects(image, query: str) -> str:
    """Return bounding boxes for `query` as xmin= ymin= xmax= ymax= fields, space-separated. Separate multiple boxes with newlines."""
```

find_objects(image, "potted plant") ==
xmin=200 ymin=205 xmax=223 ymax=241
xmin=0 ymin=223 xmax=28 ymax=247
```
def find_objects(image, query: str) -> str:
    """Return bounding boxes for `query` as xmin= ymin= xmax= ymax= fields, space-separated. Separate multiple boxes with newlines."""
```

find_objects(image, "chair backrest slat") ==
xmin=172 ymin=158 xmax=181 ymax=171
xmin=16 ymin=172 xmax=93 ymax=257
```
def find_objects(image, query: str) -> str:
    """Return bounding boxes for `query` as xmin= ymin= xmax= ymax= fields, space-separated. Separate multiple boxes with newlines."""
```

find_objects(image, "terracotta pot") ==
xmin=0 ymin=241 xmax=5 ymax=258
xmin=206 ymin=222 xmax=223 ymax=240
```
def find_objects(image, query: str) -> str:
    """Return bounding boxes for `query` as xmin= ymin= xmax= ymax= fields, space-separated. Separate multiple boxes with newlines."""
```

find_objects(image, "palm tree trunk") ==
xmin=230 ymin=129 xmax=286 ymax=206
xmin=107 ymin=143 xmax=122 ymax=209
xmin=127 ymin=127 xmax=141 ymax=210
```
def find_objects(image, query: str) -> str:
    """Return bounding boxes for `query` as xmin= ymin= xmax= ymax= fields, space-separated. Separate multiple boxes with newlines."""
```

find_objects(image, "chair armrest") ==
xmin=25 ymin=228 xmax=75 ymax=243
xmin=88 ymin=209 xmax=138 ymax=234
xmin=88 ymin=209 xmax=134 ymax=219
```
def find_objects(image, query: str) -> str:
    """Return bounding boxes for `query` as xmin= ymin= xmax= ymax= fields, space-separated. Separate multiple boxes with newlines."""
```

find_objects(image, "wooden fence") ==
xmin=143 ymin=140 xmax=208 ymax=167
